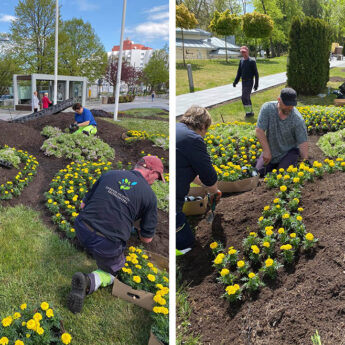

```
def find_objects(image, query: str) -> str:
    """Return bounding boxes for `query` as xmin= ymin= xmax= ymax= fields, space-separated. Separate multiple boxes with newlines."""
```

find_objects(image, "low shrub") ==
xmin=317 ymin=128 xmax=345 ymax=159
xmin=0 ymin=147 xmax=21 ymax=168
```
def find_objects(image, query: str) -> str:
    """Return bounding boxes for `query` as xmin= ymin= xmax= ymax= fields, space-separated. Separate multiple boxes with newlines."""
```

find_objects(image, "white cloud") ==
xmin=148 ymin=11 xmax=169 ymax=21
xmin=0 ymin=14 xmax=17 ymax=23
xmin=74 ymin=0 xmax=99 ymax=11
xmin=133 ymin=20 xmax=169 ymax=41
xmin=145 ymin=4 xmax=169 ymax=14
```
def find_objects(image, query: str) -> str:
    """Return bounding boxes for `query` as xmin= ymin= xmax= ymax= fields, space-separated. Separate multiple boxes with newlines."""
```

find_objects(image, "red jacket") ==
xmin=42 ymin=96 xmax=52 ymax=109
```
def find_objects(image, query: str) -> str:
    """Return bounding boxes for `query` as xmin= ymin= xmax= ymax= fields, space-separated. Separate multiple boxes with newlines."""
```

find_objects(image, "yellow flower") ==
xmin=214 ymin=253 xmax=225 ymax=265
xmin=147 ymin=262 xmax=154 ymax=268
xmin=293 ymin=177 xmax=300 ymax=183
xmin=276 ymin=174 xmax=282 ymax=180
xmin=142 ymin=254 xmax=149 ymax=260
xmin=13 ymin=312 xmax=21 ymax=319
xmin=296 ymin=215 xmax=303 ymax=221
xmin=133 ymin=276 xmax=141 ymax=283
xmin=14 ymin=341 xmax=24 ymax=345
xmin=290 ymin=233 xmax=296 ymax=238
xmin=280 ymin=185 xmax=287 ymax=192
xmin=258 ymin=216 xmax=264 ymax=221
xmin=129 ymin=246 xmax=136 ymax=252
xmin=33 ymin=313 xmax=42 ymax=322
xmin=37 ymin=327 xmax=44 ymax=335
xmin=280 ymin=244 xmax=292 ymax=250
xmin=264 ymin=206 xmax=270 ymax=211
xmin=265 ymin=258 xmax=273 ymax=267
xmin=249 ymin=232 xmax=257 ymax=237
xmin=278 ymin=228 xmax=285 ymax=234
xmin=225 ymin=284 xmax=240 ymax=295
xmin=228 ymin=247 xmax=237 ymax=255
xmin=248 ymin=272 xmax=256 ymax=279
xmin=41 ymin=302 xmax=49 ymax=311
xmin=273 ymin=198 xmax=280 ymax=204
xmin=61 ymin=333 xmax=72 ymax=345
xmin=147 ymin=274 xmax=156 ymax=282
xmin=153 ymin=294 xmax=166 ymax=305
xmin=210 ymin=242 xmax=218 ymax=250
xmin=263 ymin=241 xmax=270 ymax=248
xmin=46 ymin=309 xmax=54 ymax=318
xmin=237 ymin=260 xmax=245 ymax=268
xmin=26 ymin=319 xmax=36 ymax=330
xmin=282 ymin=213 xmax=290 ymax=219
xmin=163 ymin=276 xmax=169 ymax=283
xmin=220 ymin=268 xmax=229 ymax=277
xmin=251 ymin=245 xmax=260 ymax=254
xmin=0 ymin=337 xmax=9 ymax=345
xmin=306 ymin=233 xmax=314 ymax=241
xmin=283 ymin=174 xmax=290 ymax=180
xmin=1 ymin=316 xmax=12 ymax=327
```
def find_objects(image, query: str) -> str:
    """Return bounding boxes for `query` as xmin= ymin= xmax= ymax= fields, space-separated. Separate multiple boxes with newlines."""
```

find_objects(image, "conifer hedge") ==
xmin=287 ymin=16 xmax=332 ymax=95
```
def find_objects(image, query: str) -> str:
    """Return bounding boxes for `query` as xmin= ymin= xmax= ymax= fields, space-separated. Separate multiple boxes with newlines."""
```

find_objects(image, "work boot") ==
xmin=67 ymin=272 xmax=91 ymax=314
xmin=245 ymin=112 xmax=254 ymax=118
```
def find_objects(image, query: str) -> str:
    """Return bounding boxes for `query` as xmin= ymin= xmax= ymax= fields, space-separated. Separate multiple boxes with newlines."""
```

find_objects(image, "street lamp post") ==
xmin=113 ymin=0 xmax=127 ymax=121
xmin=53 ymin=0 xmax=58 ymax=105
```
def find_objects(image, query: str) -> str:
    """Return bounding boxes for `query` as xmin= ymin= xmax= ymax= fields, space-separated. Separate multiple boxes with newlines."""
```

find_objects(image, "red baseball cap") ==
xmin=142 ymin=156 xmax=165 ymax=182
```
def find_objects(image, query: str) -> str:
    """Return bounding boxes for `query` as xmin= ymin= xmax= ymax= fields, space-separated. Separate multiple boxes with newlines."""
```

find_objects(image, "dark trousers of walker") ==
xmin=241 ymin=79 xmax=254 ymax=108
xmin=74 ymin=216 xmax=126 ymax=276
xmin=176 ymin=212 xmax=195 ymax=250
xmin=255 ymin=147 xmax=300 ymax=177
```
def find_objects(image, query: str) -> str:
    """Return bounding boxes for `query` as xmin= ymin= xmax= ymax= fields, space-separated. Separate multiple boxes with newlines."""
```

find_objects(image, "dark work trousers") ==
xmin=176 ymin=212 xmax=195 ymax=250
xmin=255 ymin=147 xmax=300 ymax=177
xmin=74 ymin=216 xmax=126 ymax=276
xmin=242 ymin=79 xmax=254 ymax=113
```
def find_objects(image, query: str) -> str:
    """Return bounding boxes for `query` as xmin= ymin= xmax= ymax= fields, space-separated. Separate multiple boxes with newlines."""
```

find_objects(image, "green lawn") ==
xmin=176 ymin=56 xmax=287 ymax=95
xmin=123 ymin=108 xmax=169 ymax=118
xmin=0 ymin=205 xmax=152 ymax=345
xmin=208 ymin=67 xmax=345 ymax=124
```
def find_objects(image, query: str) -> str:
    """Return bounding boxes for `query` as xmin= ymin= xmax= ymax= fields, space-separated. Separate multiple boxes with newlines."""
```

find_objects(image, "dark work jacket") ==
xmin=176 ymin=123 xmax=217 ymax=213
xmin=79 ymin=170 xmax=157 ymax=242
xmin=234 ymin=57 xmax=259 ymax=87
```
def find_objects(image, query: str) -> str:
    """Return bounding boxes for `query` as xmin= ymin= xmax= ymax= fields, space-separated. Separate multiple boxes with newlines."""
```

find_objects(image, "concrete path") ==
xmin=176 ymin=59 xmax=345 ymax=116
xmin=0 ymin=95 xmax=169 ymax=121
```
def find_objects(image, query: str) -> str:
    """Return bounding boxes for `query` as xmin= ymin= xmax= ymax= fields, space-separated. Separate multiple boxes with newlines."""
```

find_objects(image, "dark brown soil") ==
xmin=178 ymin=136 xmax=345 ymax=345
xmin=0 ymin=113 xmax=168 ymax=257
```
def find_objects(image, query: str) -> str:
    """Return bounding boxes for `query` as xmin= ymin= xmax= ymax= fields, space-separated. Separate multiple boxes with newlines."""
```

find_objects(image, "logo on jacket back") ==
xmin=118 ymin=178 xmax=137 ymax=190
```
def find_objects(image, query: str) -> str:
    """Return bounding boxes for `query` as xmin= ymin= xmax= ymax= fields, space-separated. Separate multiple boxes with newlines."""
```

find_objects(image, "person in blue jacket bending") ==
xmin=72 ymin=103 xmax=97 ymax=135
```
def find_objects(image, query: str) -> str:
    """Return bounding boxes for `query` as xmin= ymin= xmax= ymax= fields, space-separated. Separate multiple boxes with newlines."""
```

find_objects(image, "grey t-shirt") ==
xmin=256 ymin=101 xmax=308 ymax=164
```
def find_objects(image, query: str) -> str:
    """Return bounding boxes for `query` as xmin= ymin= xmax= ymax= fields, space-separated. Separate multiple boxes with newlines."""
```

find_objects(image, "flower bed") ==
xmin=44 ymin=161 xmax=112 ymax=238
xmin=317 ymin=128 xmax=345 ymax=159
xmin=125 ymin=130 xmax=169 ymax=150
xmin=0 ymin=302 xmax=72 ymax=345
xmin=210 ymin=158 xmax=345 ymax=304
xmin=297 ymin=105 xmax=345 ymax=134
xmin=0 ymin=146 xmax=39 ymax=200
xmin=204 ymin=122 xmax=261 ymax=182
xmin=118 ymin=246 xmax=169 ymax=345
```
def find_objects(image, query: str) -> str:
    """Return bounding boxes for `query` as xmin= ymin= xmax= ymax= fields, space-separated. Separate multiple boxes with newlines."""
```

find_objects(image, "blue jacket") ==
xmin=75 ymin=108 xmax=97 ymax=126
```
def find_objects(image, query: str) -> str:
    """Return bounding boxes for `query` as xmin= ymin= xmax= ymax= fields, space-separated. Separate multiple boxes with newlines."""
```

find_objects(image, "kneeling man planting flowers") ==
xmin=67 ymin=156 xmax=165 ymax=313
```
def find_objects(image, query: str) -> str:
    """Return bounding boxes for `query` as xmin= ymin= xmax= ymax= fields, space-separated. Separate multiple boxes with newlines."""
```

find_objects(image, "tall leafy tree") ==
xmin=213 ymin=0 xmax=242 ymax=14
xmin=0 ymin=55 xmax=20 ymax=96
xmin=209 ymin=10 xmax=241 ymax=62
xmin=10 ymin=0 xmax=57 ymax=73
xmin=300 ymin=0 xmax=323 ymax=18
xmin=143 ymin=47 xmax=169 ymax=92
xmin=58 ymin=18 xmax=107 ymax=82
xmin=176 ymin=3 xmax=198 ymax=66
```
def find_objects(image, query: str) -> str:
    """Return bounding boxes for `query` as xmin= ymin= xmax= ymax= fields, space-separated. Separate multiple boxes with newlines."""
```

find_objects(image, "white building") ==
xmin=107 ymin=38 xmax=153 ymax=69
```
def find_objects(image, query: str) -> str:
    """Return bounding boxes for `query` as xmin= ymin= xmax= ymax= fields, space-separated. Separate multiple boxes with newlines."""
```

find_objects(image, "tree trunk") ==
xmin=270 ymin=38 xmax=276 ymax=58
xmin=225 ymin=36 xmax=228 ymax=63
xmin=182 ymin=29 xmax=186 ymax=67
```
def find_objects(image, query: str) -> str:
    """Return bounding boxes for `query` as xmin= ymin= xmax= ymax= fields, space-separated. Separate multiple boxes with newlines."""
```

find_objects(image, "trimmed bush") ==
xmin=287 ymin=16 xmax=332 ymax=95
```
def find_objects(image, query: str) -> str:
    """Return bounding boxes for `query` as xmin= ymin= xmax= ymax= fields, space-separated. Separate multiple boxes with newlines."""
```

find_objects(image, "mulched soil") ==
xmin=0 ymin=113 xmax=168 ymax=257
xmin=178 ymin=135 xmax=345 ymax=345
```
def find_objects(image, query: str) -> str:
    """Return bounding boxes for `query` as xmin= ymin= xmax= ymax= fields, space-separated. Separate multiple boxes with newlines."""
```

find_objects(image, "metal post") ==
xmin=187 ymin=64 xmax=194 ymax=93
xmin=53 ymin=0 xmax=58 ymax=105
xmin=114 ymin=0 xmax=127 ymax=121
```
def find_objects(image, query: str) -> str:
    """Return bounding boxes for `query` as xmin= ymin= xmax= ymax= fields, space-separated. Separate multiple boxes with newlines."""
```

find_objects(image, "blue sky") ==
xmin=0 ymin=0 xmax=169 ymax=51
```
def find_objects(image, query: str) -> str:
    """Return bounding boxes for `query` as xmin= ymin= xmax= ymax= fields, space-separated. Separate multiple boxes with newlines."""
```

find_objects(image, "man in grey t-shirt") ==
xmin=255 ymin=88 xmax=309 ymax=177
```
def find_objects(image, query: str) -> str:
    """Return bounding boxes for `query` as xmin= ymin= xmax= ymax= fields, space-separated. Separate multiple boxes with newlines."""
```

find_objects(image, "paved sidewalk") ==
xmin=0 ymin=95 xmax=169 ymax=121
xmin=176 ymin=59 xmax=345 ymax=116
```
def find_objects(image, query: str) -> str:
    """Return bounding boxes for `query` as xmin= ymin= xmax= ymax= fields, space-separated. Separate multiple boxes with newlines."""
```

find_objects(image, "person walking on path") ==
xmin=67 ymin=156 xmax=165 ymax=313
xmin=41 ymin=92 xmax=52 ymax=109
xmin=255 ymin=87 xmax=309 ymax=177
xmin=176 ymin=106 xmax=221 ymax=253
xmin=71 ymin=103 xmax=98 ymax=135
xmin=152 ymin=90 xmax=155 ymax=102
xmin=32 ymin=91 xmax=39 ymax=112
xmin=233 ymin=46 xmax=259 ymax=119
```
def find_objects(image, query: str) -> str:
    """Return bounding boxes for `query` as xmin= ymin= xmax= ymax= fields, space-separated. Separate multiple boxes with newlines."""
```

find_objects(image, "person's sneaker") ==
xmin=67 ymin=272 xmax=91 ymax=314
xmin=245 ymin=112 xmax=254 ymax=118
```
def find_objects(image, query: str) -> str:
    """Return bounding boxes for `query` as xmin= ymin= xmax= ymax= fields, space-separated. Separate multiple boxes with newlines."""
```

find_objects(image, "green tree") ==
xmin=58 ymin=18 xmax=107 ymax=82
xmin=242 ymin=12 xmax=274 ymax=56
xmin=213 ymin=0 xmax=242 ymax=14
xmin=0 ymin=55 xmax=20 ymax=96
xmin=176 ymin=3 xmax=198 ymax=66
xmin=143 ymin=47 xmax=169 ymax=92
xmin=287 ymin=16 xmax=332 ymax=95
xmin=10 ymin=0 xmax=57 ymax=73
xmin=301 ymin=0 xmax=323 ymax=18
xmin=209 ymin=10 xmax=241 ymax=62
